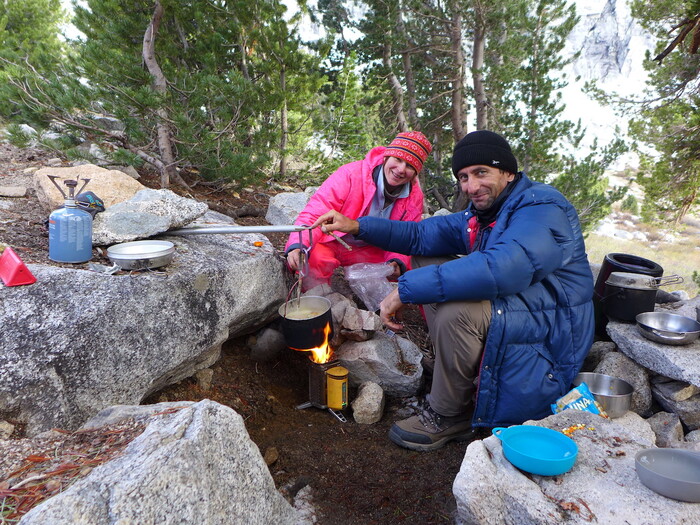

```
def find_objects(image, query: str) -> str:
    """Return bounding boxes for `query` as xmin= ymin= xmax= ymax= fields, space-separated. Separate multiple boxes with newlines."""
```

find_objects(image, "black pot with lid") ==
xmin=593 ymin=253 xmax=664 ymax=335
xmin=601 ymin=272 xmax=659 ymax=322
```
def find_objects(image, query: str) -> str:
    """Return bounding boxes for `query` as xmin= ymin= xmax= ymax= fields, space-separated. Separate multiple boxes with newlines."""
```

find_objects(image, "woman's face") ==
xmin=383 ymin=156 xmax=417 ymax=188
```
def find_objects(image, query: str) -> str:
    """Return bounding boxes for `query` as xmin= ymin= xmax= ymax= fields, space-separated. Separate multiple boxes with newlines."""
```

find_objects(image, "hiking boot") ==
xmin=388 ymin=401 xmax=475 ymax=452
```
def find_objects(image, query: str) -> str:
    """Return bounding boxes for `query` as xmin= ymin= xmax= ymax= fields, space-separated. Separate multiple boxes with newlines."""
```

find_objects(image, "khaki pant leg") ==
xmin=411 ymin=255 xmax=492 ymax=417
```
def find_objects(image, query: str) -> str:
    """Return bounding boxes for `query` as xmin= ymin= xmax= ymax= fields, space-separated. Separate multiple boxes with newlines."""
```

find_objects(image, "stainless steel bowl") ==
xmin=107 ymin=240 xmax=175 ymax=270
xmin=636 ymin=312 xmax=700 ymax=346
xmin=636 ymin=448 xmax=700 ymax=502
xmin=572 ymin=372 xmax=633 ymax=418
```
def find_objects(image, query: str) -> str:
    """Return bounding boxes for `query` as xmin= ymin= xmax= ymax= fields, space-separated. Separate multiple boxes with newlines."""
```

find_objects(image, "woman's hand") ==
xmin=379 ymin=288 xmax=406 ymax=331
xmin=310 ymin=210 xmax=360 ymax=235
xmin=286 ymin=248 xmax=301 ymax=271
xmin=386 ymin=261 xmax=401 ymax=279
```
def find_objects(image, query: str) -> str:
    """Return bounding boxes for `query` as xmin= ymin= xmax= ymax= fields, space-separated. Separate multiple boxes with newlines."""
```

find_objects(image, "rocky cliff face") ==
xmin=562 ymin=0 xmax=655 ymax=163
xmin=568 ymin=0 xmax=652 ymax=84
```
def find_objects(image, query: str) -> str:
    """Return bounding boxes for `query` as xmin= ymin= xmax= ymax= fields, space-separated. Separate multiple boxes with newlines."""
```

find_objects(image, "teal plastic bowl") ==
xmin=493 ymin=425 xmax=578 ymax=476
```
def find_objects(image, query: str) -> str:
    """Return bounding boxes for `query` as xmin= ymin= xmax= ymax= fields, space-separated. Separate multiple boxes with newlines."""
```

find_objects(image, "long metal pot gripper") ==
xmin=168 ymin=224 xmax=309 ymax=235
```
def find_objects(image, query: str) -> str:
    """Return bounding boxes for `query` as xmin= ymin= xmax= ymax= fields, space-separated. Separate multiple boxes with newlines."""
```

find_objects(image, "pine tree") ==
xmin=0 ymin=0 xmax=67 ymax=120
xmin=627 ymin=0 xmax=700 ymax=224
xmin=0 ymin=0 xmax=325 ymax=188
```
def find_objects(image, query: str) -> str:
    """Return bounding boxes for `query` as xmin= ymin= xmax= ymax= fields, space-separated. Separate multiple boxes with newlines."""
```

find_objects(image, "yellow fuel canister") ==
xmin=326 ymin=366 xmax=348 ymax=410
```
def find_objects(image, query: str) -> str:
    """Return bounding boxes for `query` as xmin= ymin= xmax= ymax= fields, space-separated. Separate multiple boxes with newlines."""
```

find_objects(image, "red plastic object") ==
xmin=0 ymin=246 xmax=37 ymax=286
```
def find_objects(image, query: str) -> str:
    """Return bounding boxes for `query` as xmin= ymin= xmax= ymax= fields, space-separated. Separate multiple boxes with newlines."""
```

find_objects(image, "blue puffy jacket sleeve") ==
xmin=358 ymin=189 xmax=578 ymax=305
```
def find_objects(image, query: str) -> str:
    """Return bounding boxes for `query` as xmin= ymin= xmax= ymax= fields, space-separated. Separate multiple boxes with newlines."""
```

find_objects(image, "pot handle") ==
xmin=657 ymin=275 xmax=684 ymax=287
xmin=651 ymin=329 xmax=686 ymax=340
xmin=492 ymin=427 xmax=507 ymax=440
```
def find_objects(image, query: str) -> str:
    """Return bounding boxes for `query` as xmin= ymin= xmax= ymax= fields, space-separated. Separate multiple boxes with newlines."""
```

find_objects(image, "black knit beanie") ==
xmin=451 ymin=130 xmax=518 ymax=178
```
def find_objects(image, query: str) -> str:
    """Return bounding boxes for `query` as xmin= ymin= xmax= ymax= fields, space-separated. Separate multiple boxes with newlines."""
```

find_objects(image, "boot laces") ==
xmin=416 ymin=402 xmax=447 ymax=433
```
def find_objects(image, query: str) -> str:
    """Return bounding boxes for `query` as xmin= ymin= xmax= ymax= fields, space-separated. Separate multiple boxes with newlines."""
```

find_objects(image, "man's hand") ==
xmin=286 ymin=248 xmax=301 ymax=271
xmin=310 ymin=210 xmax=360 ymax=235
xmin=379 ymin=287 xmax=406 ymax=331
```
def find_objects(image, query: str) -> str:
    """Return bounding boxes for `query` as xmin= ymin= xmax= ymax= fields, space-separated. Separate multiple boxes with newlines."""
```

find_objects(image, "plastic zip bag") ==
xmin=345 ymin=262 xmax=394 ymax=312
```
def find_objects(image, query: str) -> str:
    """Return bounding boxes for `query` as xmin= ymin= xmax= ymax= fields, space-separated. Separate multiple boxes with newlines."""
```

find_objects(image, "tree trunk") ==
xmin=448 ymin=6 xmax=467 ymax=141
xmin=472 ymin=7 xmax=488 ymax=130
xmin=452 ymin=187 xmax=469 ymax=212
xmin=143 ymin=1 xmax=179 ymax=188
xmin=382 ymin=41 xmax=409 ymax=132
xmin=396 ymin=9 xmax=418 ymax=129
xmin=675 ymin=187 xmax=698 ymax=225
xmin=280 ymin=64 xmax=288 ymax=178
xmin=429 ymin=187 xmax=451 ymax=210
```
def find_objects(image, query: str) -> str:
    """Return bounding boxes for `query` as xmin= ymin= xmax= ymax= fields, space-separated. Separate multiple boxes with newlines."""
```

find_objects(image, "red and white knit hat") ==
xmin=384 ymin=131 xmax=432 ymax=173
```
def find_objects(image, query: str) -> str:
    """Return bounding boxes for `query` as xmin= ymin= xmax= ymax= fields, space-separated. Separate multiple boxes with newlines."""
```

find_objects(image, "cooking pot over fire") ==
xmin=278 ymin=296 xmax=334 ymax=350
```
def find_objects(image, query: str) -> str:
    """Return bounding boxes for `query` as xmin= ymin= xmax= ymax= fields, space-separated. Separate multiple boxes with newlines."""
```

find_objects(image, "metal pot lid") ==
xmin=107 ymin=240 xmax=175 ymax=259
xmin=605 ymin=272 xmax=658 ymax=290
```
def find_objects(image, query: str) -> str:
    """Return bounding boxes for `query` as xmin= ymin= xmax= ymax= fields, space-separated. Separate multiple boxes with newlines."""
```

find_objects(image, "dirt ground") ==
xmin=0 ymin=142 xmax=478 ymax=524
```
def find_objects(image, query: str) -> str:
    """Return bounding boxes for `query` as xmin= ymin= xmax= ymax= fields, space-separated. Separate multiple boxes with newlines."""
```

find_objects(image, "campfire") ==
xmin=293 ymin=322 xmax=349 ymax=422
xmin=291 ymin=322 xmax=334 ymax=364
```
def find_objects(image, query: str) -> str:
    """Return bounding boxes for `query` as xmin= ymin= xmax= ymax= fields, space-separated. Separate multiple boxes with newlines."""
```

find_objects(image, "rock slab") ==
xmin=19 ymin=400 xmax=307 ymax=525
xmin=0 ymin=212 xmax=287 ymax=435
xmin=454 ymin=411 xmax=700 ymax=524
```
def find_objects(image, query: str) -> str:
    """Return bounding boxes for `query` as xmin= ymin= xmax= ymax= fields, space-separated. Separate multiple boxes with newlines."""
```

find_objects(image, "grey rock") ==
xmin=432 ymin=208 xmax=452 ymax=217
xmin=0 ymin=420 xmax=14 ymax=439
xmin=18 ymin=124 xmax=38 ymax=137
xmin=342 ymin=306 xmax=382 ymax=332
xmin=686 ymin=429 xmax=700 ymax=443
xmin=656 ymin=289 xmax=683 ymax=303
xmin=594 ymin=351 xmax=651 ymax=416
xmin=93 ymin=188 xmax=209 ymax=245
xmin=337 ymin=332 xmax=423 ymax=396
xmin=91 ymin=115 xmax=126 ymax=132
xmin=670 ymin=290 xmax=690 ymax=301
xmin=0 ymin=214 xmax=286 ymax=435
xmin=653 ymin=385 xmax=700 ymax=431
xmin=454 ymin=410 xmax=700 ymax=525
xmin=351 ymin=382 xmax=385 ymax=424
xmin=88 ymin=143 xmax=109 ymax=161
xmin=651 ymin=375 xmax=699 ymax=402
xmin=34 ymin=164 xmax=146 ymax=210
xmin=611 ymin=411 xmax=656 ymax=445
xmin=40 ymin=131 xmax=64 ymax=142
xmin=108 ymin=165 xmax=140 ymax=180
xmin=647 ymin=411 xmax=685 ymax=447
xmin=194 ymin=368 xmax=214 ymax=390
xmin=248 ymin=327 xmax=287 ymax=362
xmin=266 ymin=192 xmax=310 ymax=226
xmin=20 ymin=400 xmax=307 ymax=525
xmin=0 ymin=186 xmax=27 ymax=197
xmin=606 ymin=296 xmax=700 ymax=387
xmin=340 ymin=329 xmax=374 ymax=342
xmin=582 ymin=341 xmax=616 ymax=372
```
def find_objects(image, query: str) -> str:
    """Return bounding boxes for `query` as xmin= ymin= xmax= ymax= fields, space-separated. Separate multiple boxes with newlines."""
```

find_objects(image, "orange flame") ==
xmin=292 ymin=322 xmax=333 ymax=363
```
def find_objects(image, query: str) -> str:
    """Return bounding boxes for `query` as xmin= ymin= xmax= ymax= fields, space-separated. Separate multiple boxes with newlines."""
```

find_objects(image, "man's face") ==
xmin=457 ymin=165 xmax=515 ymax=210
xmin=384 ymin=156 xmax=417 ymax=188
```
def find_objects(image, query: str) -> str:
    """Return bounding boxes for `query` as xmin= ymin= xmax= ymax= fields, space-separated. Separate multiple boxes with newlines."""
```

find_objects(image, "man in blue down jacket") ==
xmin=311 ymin=130 xmax=594 ymax=451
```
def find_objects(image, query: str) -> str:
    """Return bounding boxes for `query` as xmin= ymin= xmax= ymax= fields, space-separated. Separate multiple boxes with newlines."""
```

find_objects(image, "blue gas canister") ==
xmin=47 ymin=176 xmax=93 ymax=263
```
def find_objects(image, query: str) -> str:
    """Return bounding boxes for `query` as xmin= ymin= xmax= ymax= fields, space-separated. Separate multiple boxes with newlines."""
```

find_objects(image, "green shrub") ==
xmin=620 ymin=194 xmax=639 ymax=214
xmin=5 ymin=123 xmax=35 ymax=148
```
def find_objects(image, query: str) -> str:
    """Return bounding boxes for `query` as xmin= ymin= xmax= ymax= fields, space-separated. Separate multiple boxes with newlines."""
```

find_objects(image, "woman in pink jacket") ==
xmin=285 ymin=131 xmax=431 ymax=290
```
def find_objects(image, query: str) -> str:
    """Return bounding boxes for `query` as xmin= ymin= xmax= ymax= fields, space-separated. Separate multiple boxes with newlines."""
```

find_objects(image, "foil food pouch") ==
xmin=551 ymin=382 xmax=609 ymax=418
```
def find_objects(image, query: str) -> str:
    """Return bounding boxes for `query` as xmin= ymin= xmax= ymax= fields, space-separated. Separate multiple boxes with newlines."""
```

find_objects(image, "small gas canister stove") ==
xmin=296 ymin=359 xmax=348 ymax=423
